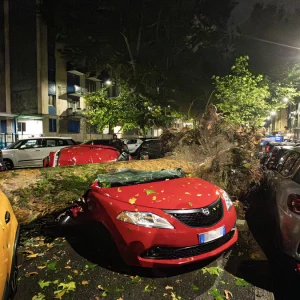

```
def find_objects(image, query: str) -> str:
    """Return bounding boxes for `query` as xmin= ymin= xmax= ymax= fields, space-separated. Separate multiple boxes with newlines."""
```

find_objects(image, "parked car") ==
xmin=263 ymin=145 xmax=295 ymax=170
xmin=264 ymin=148 xmax=300 ymax=271
xmin=121 ymin=138 xmax=143 ymax=154
xmin=0 ymin=190 xmax=19 ymax=299
xmin=78 ymin=168 xmax=237 ymax=267
xmin=136 ymin=139 xmax=163 ymax=159
xmin=0 ymin=150 xmax=5 ymax=171
xmin=83 ymin=139 xmax=128 ymax=153
xmin=43 ymin=144 xmax=131 ymax=167
xmin=260 ymin=142 xmax=295 ymax=165
xmin=1 ymin=137 xmax=76 ymax=170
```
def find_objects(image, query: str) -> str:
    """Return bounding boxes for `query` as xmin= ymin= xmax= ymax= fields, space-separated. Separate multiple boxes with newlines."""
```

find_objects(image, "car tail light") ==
xmin=265 ymin=145 xmax=270 ymax=153
xmin=43 ymin=156 xmax=49 ymax=168
xmin=287 ymin=194 xmax=300 ymax=215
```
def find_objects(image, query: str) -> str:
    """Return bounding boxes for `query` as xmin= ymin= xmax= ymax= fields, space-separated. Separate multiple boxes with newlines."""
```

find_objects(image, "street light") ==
xmin=270 ymin=111 xmax=276 ymax=116
xmin=105 ymin=80 xmax=112 ymax=86
xmin=266 ymin=116 xmax=271 ymax=120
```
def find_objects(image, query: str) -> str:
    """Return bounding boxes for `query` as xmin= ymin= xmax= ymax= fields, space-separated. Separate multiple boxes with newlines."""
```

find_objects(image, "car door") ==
xmin=13 ymin=139 xmax=43 ymax=167
xmin=125 ymin=139 xmax=139 ymax=153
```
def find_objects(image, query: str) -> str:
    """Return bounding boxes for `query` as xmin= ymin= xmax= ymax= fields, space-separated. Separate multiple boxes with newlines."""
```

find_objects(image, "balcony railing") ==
xmin=67 ymin=85 xmax=88 ymax=97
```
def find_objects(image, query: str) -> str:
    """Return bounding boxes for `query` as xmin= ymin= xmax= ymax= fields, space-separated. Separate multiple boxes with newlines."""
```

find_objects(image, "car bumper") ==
xmin=277 ymin=205 xmax=300 ymax=262
xmin=135 ymin=228 xmax=238 ymax=267
xmin=89 ymin=193 xmax=238 ymax=267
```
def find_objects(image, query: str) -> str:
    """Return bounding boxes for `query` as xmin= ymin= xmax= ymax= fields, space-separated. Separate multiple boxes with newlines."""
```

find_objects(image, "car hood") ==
xmin=96 ymin=177 xmax=222 ymax=209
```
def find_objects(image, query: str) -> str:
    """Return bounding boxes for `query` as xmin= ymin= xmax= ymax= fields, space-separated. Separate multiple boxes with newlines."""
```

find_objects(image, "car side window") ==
xmin=19 ymin=139 xmax=40 ymax=149
xmin=276 ymin=152 xmax=290 ymax=173
xmin=42 ymin=139 xmax=56 ymax=147
xmin=127 ymin=139 xmax=137 ymax=144
xmin=292 ymin=167 xmax=300 ymax=185
xmin=279 ymin=152 xmax=300 ymax=177
xmin=57 ymin=139 xmax=69 ymax=146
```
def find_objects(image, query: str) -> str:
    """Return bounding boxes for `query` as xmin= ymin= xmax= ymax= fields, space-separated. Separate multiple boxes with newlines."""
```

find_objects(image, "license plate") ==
xmin=199 ymin=226 xmax=226 ymax=244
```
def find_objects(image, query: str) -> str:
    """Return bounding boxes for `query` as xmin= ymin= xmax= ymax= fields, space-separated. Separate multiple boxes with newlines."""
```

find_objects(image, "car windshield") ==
xmin=97 ymin=168 xmax=186 ymax=187
xmin=6 ymin=140 xmax=29 ymax=149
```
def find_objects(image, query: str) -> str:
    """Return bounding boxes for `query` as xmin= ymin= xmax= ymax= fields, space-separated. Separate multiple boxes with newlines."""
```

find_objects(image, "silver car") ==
xmin=265 ymin=147 xmax=300 ymax=269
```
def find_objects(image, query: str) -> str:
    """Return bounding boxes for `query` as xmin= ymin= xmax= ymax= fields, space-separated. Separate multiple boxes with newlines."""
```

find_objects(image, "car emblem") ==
xmin=201 ymin=208 xmax=210 ymax=216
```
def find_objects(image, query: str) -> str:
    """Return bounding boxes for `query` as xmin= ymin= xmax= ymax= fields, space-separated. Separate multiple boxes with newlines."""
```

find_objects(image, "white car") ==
xmin=121 ymin=138 xmax=143 ymax=154
xmin=2 ymin=137 xmax=76 ymax=170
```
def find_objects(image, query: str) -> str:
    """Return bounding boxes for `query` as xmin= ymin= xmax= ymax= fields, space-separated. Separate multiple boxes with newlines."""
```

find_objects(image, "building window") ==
xmin=17 ymin=122 xmax=26 ymax=132
xmin=68 ymin=120 xmax=80 ymax=133
xmin=49 ymin=119 xmax=57 ymax=132
xmin=48 ymin=95 xmax=56 ymax=106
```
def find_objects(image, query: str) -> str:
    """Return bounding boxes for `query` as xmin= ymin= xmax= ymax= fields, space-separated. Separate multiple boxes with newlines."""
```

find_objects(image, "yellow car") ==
xmin=0 ymin=190 xmax=19 ymax=300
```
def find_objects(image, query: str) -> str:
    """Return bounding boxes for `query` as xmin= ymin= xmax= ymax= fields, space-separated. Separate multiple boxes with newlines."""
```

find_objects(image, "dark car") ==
xmin=136 ymin=139 xmax=163 ymax=159
xmin=264 ymin=148 xmax=300 ymax=271
xmin=264 ymin=145 xmax=295 ymax=170
xmin=260 ymin=142 xmax=295 ymax=165
xmin=83 ymin=139 xmax=128 ymax=153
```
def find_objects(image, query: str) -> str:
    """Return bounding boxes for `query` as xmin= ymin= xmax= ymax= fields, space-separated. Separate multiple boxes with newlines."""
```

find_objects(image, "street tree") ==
xmin=84 ymin=83 xmax=181 ymax=135
xmin=41 ymin=0 xmax=237 ymax=117
xmin=214 ymin=56 xmax=300 ymax=126
xmin=214 ymin=56 xmax=271 ymax=126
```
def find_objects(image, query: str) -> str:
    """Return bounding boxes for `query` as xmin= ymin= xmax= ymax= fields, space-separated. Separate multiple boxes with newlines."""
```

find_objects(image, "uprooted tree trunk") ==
xmin=160 ymin=104 xmax=263 ymax=200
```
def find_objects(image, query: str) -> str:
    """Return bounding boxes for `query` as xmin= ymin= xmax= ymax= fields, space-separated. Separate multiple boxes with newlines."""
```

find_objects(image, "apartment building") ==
xmin=0 ymin=0 xmax=114 ymax=148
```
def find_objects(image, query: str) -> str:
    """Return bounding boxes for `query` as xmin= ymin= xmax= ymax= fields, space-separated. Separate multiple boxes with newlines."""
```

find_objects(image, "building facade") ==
xmin=0 ymin=0 xmax=113 ymax=148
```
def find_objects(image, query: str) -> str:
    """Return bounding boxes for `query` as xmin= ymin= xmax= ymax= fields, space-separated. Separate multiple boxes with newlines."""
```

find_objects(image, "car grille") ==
xmin=140 ymin=230 xmax=235 ymax=260
xmin=165 ymin=197 xmax=223 ymax=227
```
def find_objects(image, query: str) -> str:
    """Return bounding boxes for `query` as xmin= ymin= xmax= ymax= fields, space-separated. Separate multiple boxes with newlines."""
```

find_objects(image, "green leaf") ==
xmin=145 ymin=189 xmax=156 ymax=195
xmin=201 ymin=266 xmax=223 ymax=276
xmin=46 ymin=261 xmax=57 ymax=270
xmin=208 ymin=288 xmax=225 ymax=300
xmin=235 ymin=278 xmax=249 ymax=287
xmin=32 ymin=293 xmax=46 ymax=300
xmin=102 ymin=291 xmax=107 ymax=297
xmin=130 ymin=276 xmax=142 ymax=284
xmin=58 ymin=281 xmax=76 ymax=292
xmin=84 ymin=262 xmax=97 ymax=270
xmin=192 ymin=284 xmax=199 ymax=291
xmin=38 ymin=280 xmax=52 ymax=289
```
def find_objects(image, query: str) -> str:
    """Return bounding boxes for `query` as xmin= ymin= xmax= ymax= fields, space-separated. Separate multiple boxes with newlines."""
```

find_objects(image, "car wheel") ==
xmin=4 ymin=159 xmax=14 ymax=170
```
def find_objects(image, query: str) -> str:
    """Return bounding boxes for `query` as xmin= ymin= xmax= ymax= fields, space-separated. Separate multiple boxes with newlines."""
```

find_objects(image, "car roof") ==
xmin=18 ymin=137 xmax=73 ymax=140
xmin=143 ymin=139 xmax=160 ymax=142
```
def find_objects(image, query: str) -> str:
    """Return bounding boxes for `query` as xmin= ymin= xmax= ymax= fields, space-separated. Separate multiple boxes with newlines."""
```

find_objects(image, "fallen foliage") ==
xmin=161 ymin=104 xmax=263 ymax=200
xmin=0 ymin=159 xmax=197 ymax=224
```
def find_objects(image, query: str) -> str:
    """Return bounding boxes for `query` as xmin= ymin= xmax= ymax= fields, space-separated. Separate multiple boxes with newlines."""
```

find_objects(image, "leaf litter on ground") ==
xmin=201 ymin=266 xmax=223 ymax=276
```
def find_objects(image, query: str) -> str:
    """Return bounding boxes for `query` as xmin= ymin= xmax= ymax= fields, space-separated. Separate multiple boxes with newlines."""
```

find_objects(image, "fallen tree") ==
xmin=0 ymin=159 xmax=197 ymax=224
xmin=1 ymin=105 xmax=263 ymax=225
xmin=161 ymin=104 xmax=263 ymax=201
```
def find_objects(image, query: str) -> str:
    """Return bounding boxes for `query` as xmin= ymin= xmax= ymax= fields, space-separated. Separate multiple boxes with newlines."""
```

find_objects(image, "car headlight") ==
xmin=222 ymin=191 xmax=233 ymax=211
xmin=116 ymin=211 xmax=174 ymax=229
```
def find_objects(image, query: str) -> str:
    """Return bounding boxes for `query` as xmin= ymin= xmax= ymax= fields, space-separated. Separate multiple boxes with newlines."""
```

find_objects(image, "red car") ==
xmin=82 ymin=169 xmax=237 ymax=267
xmin=43 ymin=144 xmax=130 ymax=167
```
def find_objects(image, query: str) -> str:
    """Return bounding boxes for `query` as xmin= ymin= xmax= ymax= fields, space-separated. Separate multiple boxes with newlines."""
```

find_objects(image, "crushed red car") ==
xmin=43 ymin=144 xmax=131 ymax=167
xmin=74 ymin=169 xmax=238 ymax=267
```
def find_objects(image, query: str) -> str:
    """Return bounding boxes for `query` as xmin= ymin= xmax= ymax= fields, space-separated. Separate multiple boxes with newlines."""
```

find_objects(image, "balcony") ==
xmin=67 ymin=85 xmax=88 ymax=97
xmin=67 ymin=61 xmax=85 ymax=76
xmin=66 ymin=108 xmax=85 ymax=118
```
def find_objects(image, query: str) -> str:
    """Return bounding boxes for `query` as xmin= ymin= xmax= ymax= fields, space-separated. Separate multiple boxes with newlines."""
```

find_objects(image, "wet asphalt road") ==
xmin=15 ymin=233 xmax=262 ymax=300
xmin=14 ymin=184 xmax=300 ymax=300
